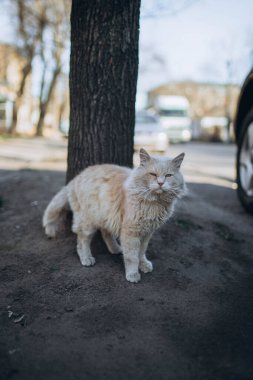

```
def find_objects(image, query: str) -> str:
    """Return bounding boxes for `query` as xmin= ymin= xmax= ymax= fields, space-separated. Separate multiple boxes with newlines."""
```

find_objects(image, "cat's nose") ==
xmin=157 ymin=176 xmax=165 ymax=187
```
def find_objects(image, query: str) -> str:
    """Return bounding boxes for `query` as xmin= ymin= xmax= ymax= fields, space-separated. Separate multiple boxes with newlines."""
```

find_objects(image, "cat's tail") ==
xmin=43 ymin=186 xmax=69 ymax=238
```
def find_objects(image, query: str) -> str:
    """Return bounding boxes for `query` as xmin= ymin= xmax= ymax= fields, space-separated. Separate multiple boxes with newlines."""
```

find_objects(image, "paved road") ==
xmin=165 ymin=142 xmax=236 ymax=187
xmin=0 ymin=137 xmax=67 ymax=171
xmin=0 ymin=137 xmax=236 ymax=187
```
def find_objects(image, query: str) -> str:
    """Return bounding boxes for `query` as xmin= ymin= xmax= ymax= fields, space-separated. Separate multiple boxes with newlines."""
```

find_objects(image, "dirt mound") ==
xmin=1 ymin=168 xmax=253 ymax=380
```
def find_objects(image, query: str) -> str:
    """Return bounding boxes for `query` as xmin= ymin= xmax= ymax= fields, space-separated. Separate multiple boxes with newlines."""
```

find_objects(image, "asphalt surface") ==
xmin=0 ymin=138 xmax=253 ymax=380
xmin=0 ymin=137 xmax=236 ymax=185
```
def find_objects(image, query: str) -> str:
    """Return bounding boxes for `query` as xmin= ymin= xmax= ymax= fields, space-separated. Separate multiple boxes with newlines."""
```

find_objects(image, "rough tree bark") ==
xmin=66 ymin=0 xmax=141 ymax=183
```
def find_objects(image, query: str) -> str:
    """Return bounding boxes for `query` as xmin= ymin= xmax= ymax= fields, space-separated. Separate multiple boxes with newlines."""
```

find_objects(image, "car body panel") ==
xmin=234 ymin=68 xmax=253 ymax=143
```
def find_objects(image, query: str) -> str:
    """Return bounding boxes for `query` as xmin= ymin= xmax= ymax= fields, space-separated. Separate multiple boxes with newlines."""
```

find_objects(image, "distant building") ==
xmin=147 ymin=80 xmax=240 ymax=120
xmin=0 ymin=43 xmax=33 ymax=133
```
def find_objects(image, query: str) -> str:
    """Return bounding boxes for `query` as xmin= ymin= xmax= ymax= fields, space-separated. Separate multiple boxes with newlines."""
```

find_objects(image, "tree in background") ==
xmin=6 ymin=0 xmax=69 ymax=135
xmin=66 ymin=0 xmax=141 ymax=182
xmin=8 ymin=0 xmax=46 ymax=134
xmin=35 ymin=0 xmax=70 ymax=136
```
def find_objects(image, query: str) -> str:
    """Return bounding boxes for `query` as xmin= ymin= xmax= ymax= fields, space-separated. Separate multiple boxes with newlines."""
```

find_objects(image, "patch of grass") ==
xmin=0 ymin=134 xmax=13 ymax=141
xmin=0 ymin=133 xmax=34 ymax=141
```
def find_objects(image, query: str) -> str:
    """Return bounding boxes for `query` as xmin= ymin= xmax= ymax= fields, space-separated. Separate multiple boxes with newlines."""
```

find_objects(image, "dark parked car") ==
xmin=234 ymin=67 xmax=253 ymax=214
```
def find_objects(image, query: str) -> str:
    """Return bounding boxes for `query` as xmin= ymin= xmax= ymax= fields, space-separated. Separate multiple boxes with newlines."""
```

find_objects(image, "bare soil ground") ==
xmin=0 ymin=140 xmax=253 ymax=380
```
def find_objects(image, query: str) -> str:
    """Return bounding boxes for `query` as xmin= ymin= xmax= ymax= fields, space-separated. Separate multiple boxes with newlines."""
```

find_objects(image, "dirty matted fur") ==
xmin=43 ymin=149 xmax=186 ymax=283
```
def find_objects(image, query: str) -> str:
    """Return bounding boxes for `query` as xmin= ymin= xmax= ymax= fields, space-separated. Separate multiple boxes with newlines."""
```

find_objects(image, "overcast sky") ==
xmin=138 ymin=0 xmax=253 ymax=96
xmin=0 ymin=0 xmax=252 ymax=104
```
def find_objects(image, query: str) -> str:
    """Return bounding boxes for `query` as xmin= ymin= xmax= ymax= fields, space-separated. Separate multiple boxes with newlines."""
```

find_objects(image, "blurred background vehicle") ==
xmin=148 ymin=95 xmax=192 ymax=143
xmin=134 ymin=111 xmax=168 ymax=153
xmin=234 ymin=67 xmax=253 ymax=215
xmin=199 ymin=116 xmax=229 ymax=142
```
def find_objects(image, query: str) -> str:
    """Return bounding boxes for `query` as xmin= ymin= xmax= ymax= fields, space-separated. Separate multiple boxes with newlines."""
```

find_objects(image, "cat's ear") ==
xmin=140 ymin=148 xmax=151 ymax=166
xmin=172 ymin=153 xmax=185 ymax=169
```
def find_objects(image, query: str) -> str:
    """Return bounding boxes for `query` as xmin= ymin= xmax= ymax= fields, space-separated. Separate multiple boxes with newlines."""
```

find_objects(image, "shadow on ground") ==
xmin=0 ymin=169 xmax=253 ymax=380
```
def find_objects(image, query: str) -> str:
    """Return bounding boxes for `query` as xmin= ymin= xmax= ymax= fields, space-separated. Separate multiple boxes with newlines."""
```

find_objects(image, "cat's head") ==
xmin=130 ymin=148 xmax=186 ymax=200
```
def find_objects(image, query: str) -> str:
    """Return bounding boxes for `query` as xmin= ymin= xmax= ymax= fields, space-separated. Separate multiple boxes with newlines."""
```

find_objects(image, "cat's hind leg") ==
xmin=76 ymin=228 xmax=96 ymax=266
xmin=72 ymin=215 xmax=96 ymax=266
xmin=101 ymin=229 xmax=121 ymax=254
xmin=139 ymin=235 xmax=153 ymax=273
xmin=76 ymin=231 xmax=96 ymax=266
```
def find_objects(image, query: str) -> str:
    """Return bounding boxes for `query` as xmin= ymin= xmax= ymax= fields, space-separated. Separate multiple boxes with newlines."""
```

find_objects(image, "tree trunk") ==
xmin=36 ymin=104 xmax=46 ymax=137
xmin=66 ymin=0 xmax=141 ymax=183
xmin=9 ymin=62 xmax=32 ymax=134
xmin=10 ymin=103 xmax=18 ymax=135
xmin=36 ymin=67 xmax=61 ymax=136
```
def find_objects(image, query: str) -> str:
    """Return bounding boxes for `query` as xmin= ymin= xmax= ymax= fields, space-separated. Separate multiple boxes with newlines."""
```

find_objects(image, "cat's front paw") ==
xmin=126 ymin=272 xmax=141 ymax=283
xmin=80 ymin=256 xmax=96 ymax=267
xmin=139 ymin=259 xmax=153 ymax=273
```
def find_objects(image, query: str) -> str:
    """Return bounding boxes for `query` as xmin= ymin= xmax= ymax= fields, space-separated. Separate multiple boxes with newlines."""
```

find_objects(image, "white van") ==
xmin=154 ymin=96 xmax=192 ymax=142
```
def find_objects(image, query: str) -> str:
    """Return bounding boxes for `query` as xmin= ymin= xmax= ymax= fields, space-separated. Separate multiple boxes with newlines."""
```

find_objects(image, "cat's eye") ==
xmin=149 ymin=173 xmax=157 ymax=177
xmin=165 ymin=174 xmax=173 ymax=177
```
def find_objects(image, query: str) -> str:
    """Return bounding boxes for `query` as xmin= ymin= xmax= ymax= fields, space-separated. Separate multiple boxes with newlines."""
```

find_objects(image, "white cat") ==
xmin=43 ymin=149 xmax=186 ymax=283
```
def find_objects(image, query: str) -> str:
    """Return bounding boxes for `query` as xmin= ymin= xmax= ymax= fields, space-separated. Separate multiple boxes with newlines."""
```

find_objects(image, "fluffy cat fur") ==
xmin=43 ymin=149 xmax=186 ymax=283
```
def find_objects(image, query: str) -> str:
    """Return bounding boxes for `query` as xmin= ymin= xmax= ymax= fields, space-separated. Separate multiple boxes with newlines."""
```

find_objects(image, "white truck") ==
xmin=152 ymin=95 xmax=192 ymax=142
